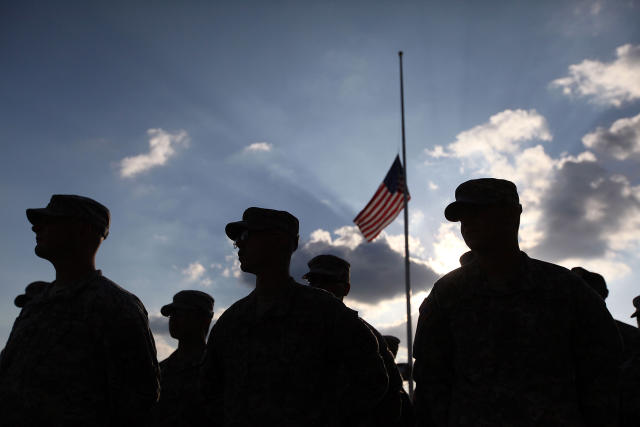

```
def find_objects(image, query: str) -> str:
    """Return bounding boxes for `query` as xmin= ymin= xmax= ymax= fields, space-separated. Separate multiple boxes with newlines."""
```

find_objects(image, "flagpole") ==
xmin=399 ymin=51 xmax=414 ymax=397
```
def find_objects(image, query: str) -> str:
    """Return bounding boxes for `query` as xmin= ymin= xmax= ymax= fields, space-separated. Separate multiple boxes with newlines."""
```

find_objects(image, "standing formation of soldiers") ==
xmin=1 ymin=179 xmax=639 ymax=426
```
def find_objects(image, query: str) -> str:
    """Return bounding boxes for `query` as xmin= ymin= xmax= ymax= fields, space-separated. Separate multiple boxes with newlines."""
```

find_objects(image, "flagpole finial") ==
xmin=398 ymin=51 xmax=403 ymax=56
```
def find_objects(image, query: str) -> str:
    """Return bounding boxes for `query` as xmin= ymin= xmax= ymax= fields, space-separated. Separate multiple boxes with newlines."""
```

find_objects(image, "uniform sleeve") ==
xmin=200 ymin=318 xmax=225 ymax=425
xmin=332 ymin=308 xmax=388 ymax=424
xmin=413 ymin=285 xmax=453 ymax=427
xmin=102 ymin=298 xmax=160 ymax=424
xmin=571 ymin=281 xmax=623 ymax=427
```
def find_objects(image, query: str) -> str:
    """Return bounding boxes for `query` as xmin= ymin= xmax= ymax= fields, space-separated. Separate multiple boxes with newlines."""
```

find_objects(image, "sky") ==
xmin=1 ymin=0 xmax=640 ymax=362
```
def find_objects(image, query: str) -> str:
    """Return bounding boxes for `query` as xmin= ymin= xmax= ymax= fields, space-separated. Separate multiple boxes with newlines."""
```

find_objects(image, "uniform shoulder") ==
xmin=429 ymin=264 xmax=476 ymax=298
xmin=526 ymin=257 xmax=590 ymax=291
xmin=291 ymin=281 xmax=354 ymax=314
xmin=213 ymin=293 xmax=253 ymax=325
xmin=89 ymin=273 xmax=148 ymax=315
xmin=527 ymin=257 xmax=575 ymax=277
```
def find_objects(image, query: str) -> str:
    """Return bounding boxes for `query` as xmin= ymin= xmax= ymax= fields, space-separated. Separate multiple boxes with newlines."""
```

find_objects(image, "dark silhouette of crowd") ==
xmin=1 ymin=179 xmax=638 ymax=426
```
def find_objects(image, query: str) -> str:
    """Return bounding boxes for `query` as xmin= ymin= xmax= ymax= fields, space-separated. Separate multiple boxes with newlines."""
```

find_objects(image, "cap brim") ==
xmin=631 ymin=311 xmax=639 ymax=318
xmin=225 ymin=220 xmax=270 ymax=240
xmin=14 ymin=294 xmax=28 ymax=308
xmin=26 ymin=208 xmax=66 ymax=225
xmin=161 ymin=303 xmax=178 ymax=317
xmin=444 ymin=201 xmax=467 ymax=222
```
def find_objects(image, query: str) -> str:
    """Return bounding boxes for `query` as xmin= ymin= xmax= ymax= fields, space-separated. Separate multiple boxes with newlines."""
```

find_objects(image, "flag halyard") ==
xmin=353 ymin=155 xmax=410 ymax=241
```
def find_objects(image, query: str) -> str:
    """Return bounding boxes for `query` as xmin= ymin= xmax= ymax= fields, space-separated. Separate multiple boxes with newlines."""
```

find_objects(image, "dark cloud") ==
xmin=531 ymin=159 xmax=640 ymax=260
xmin=583 ymin=113 xmax=640 ymax=161
xmin=149 ymin=314 xmax=169 ymax=336
xmin=290 ymin=230 xmax=439 ymax=304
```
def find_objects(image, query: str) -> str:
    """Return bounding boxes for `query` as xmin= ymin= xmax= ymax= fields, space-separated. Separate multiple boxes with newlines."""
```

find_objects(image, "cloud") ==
xmin=149 ymin=314 xmax=168 ymax=336
xmin=119 ymin=128 xmax=189 ymax=178
xmin=532 ymin=160 xmax=640 ymax=261
xmin=154 ymin=334 xmax=176 ymax=361
xmin=424 ymin=223 xmax=469 ymax=275
xmin=550 ymin=44 xmax=640 ymax=107
xmin=243 ymin=142 xmax=273 ymax=153
xmin=425 ymin=109 xmax=552 ymax=171
xmin=181 ymin=261 xmax=214 ymax=286
xmin=425 ymin=109 xmax=556 ymax=251
xmin=428 ymin=109 xmax=640 ymax=281
xmin=582 ymin=113 xmax=640 ymax=160
xmin=182 ymin=262 xmax=206 ymax=281
xmin=290 ymin=226 xmax=439 ymax=303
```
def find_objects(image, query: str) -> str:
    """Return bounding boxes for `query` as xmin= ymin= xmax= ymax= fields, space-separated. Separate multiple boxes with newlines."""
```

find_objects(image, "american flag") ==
xmin=354 ymin=155 xmax=410 ymax=241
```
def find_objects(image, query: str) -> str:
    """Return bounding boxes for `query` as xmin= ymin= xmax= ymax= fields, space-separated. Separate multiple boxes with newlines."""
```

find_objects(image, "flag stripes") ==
xmin=354 ymin=156 xmax=410 ymax=241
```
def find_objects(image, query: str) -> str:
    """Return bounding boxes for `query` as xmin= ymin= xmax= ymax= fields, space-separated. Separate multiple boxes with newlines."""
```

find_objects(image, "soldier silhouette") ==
xmin=383 ymin=335 xmax=400 ymax=359
xmin=200 ymin=207 xmax=388 ymax=426
xmin=0 ymin=194 xmax=160 ymax=426
xmin=382 ymin=335 xmax=416 ymax=427
xmin=413 ymin=179 xmax=623 ymax=427
xmin=303 ymin=254 xmax=405 ymax=426
xmin=152 ymin=290 xmax=214 ymax=427
xmin=571 ymin=267 xmax=640 ymax=427
xmin=571 ymin=267 xmax=640 ymax=360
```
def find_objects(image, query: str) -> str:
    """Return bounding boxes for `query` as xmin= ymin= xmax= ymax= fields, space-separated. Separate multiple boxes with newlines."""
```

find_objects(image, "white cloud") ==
xmin=551 ymin=44 xmax=640 ymax=107
xmin=427 ymin=181 xmax=439 ymax=190
xmin=557 ymin=253 xmax=632 ymax=282
xmin=582 ymin=113 xmax=640 ymax=160
xmin=448 ymin=109 xmax=551 ymax=159
xmin=243 ymin=142 xmax=273 ymax=153
xmin=424 ymin=223 xmax=468 ymax=275
xmin=153 ymin=333 xmax=176 ymax=361
xmin=119 ymin=128 xmax=189 ymax=178
xmin=223 ymin=254 xmax=242 ymax=278
xmin=182 ymin=262 xmax=206 ymax=281
xmin=410 ymin=209 xmax=425 ymax=225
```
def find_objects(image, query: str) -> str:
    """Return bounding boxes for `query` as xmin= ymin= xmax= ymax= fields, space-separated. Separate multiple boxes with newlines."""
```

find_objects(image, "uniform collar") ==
xmin=47 ymin=270 xmax=102 ymax=299
xmin=246 ymin=277 xmax=298 ymax=319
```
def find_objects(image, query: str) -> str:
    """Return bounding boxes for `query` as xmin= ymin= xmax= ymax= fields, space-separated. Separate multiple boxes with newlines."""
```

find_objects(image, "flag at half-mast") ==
xmin=354 ymin=155 xmax=410 ymax=242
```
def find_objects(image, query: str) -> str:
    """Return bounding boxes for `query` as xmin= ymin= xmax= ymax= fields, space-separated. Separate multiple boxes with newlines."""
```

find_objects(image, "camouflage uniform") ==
xmin=0 ymin=271 xmax=160 ymax=426
xmin=201 ymin=279 xmax=388 ymax=427
xmin=154 ymin=351 xmax=205 ymax=427
xmin=413 ymin=253 xmax=622 ymax=427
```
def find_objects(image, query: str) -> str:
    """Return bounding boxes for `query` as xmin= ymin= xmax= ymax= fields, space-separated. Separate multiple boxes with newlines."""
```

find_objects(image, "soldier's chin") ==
xmin=34 ymin=244 xmax=53 ymax=260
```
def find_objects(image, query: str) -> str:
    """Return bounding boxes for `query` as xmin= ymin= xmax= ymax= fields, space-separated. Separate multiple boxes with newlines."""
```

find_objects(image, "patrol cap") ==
xmin=303 ymin=254 xmax=350 ymax=284
xmin=632 ymin=295 xmax=640 ymax=318
xmin=444 ymin=178 xmax=521 ymax=222
xmin=14 ymin=281 xmax=49 ymax=308
xmin=26 ymin=194 xmax=110 ymax=239
xmin=225 ymin=207 xmax=299 ymax=250
xmin=571 ymin=267 xmax=608 ymax=300
xmin=161 ymin=290 xmax=214 ymax=318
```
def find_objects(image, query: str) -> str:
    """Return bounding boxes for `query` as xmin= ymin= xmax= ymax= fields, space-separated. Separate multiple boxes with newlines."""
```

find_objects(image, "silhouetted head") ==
xmin=445 ymin=178 xmax=522 ymax=253
xmin=632 ymin=296 xmax=640 ymax=327
xmin=303 ymin=254 xmax=350 ymax=300
xmin=226 ymin=207 xmax=299 ymax=275
xmin=383 ymin=335 xmax=400 ymax=358
xmin=27 ymin=195 xmax=110 ymax=263
xmin=571 ymin=267 xmax=608 ymax=300
xmin=161 ymin=290 xmax=214 ymax=341
xmin=14 ymin=281 xmax=49 ymax=308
